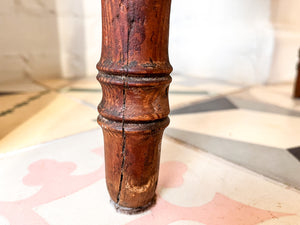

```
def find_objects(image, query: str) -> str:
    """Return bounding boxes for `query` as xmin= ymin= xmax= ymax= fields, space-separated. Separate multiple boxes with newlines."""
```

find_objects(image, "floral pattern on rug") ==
xmin=0 ymin=146 xmax=292 ymax=225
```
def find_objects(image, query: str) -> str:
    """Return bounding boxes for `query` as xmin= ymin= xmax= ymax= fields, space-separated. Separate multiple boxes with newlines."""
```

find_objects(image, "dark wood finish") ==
xmin=294 ymin=49 xmax=300 ymax=98
xmin=97 ymin=0 xmax=172 ymax=213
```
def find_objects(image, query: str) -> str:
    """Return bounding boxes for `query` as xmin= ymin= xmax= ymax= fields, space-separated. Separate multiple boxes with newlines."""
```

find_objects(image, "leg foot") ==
xmin=111 ymin=195 xmax=156 ymax=215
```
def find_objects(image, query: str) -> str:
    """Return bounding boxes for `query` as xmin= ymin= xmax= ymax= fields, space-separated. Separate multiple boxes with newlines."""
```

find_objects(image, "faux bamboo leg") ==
xmin=294 ymin=49 xmax=300 ymax=98
xmin=97 ymin=0 xmax=172 ymax=214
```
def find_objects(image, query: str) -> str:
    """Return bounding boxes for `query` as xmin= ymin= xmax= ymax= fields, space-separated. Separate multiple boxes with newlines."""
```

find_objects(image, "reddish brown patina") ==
xmin=97 ymin=0 xmax=172 ymax=213
xmin=294 ymin=49 xmax=300 ymax=98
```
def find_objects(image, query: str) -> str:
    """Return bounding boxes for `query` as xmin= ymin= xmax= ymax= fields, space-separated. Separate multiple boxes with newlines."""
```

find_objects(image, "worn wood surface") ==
xmin=97 ymin=0 xmax=172 ymax=213
xmin=294 ymin=49 xmax=300 ymax=98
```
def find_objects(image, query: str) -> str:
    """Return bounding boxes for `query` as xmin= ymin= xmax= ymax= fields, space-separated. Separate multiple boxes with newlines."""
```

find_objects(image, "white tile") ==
xmin=233 ymin=84 xmax=300 ymax=112
xmin=0 ymin=78 xmax=45 ymax=92
xmin=0 ymin=93 xmax=98 ymax=153
xmin=169 ymin=109 xmax=300 ymax=148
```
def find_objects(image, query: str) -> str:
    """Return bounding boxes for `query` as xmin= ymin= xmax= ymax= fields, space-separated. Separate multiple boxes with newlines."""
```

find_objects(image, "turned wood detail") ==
xmin=97 ymin=0 xmax=172 ymax=213
xmin=294 ymin=49 xmax=300 ymax=98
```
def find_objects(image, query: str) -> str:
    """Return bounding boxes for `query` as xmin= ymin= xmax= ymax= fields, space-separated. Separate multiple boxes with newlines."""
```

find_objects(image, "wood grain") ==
xmin=97 ymin=0 xmax=172 ymax=213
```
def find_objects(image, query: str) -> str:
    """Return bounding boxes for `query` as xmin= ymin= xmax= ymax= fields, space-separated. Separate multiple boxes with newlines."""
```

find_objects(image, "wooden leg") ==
xmin=97 ymin=0 xmax=172 ymax=214
xmin=294 ymin=49 xmax=300 ymax=98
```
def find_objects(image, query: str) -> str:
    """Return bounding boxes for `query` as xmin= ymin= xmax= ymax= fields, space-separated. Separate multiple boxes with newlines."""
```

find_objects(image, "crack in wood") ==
xmin=116 ymin=83 xmax=126 ymax=204
xmin=116 ymin=1 xmax=135 ymax=204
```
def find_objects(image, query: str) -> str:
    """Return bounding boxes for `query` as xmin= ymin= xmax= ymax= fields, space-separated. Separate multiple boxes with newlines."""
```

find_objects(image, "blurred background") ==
xmin=1 ymin=0 xmax=300 ymax=84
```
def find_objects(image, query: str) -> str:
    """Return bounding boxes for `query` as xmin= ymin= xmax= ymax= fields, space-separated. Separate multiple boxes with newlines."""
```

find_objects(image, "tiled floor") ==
xmin=0 ymin=77 xmax=98 ymax=153
xmin=0 ymin=75 xmax=300 ymax=225
xmin=1 ymin=130 xmax=300 ymax=225
xmin=167 ymin=82 xmax=300 ymax=190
